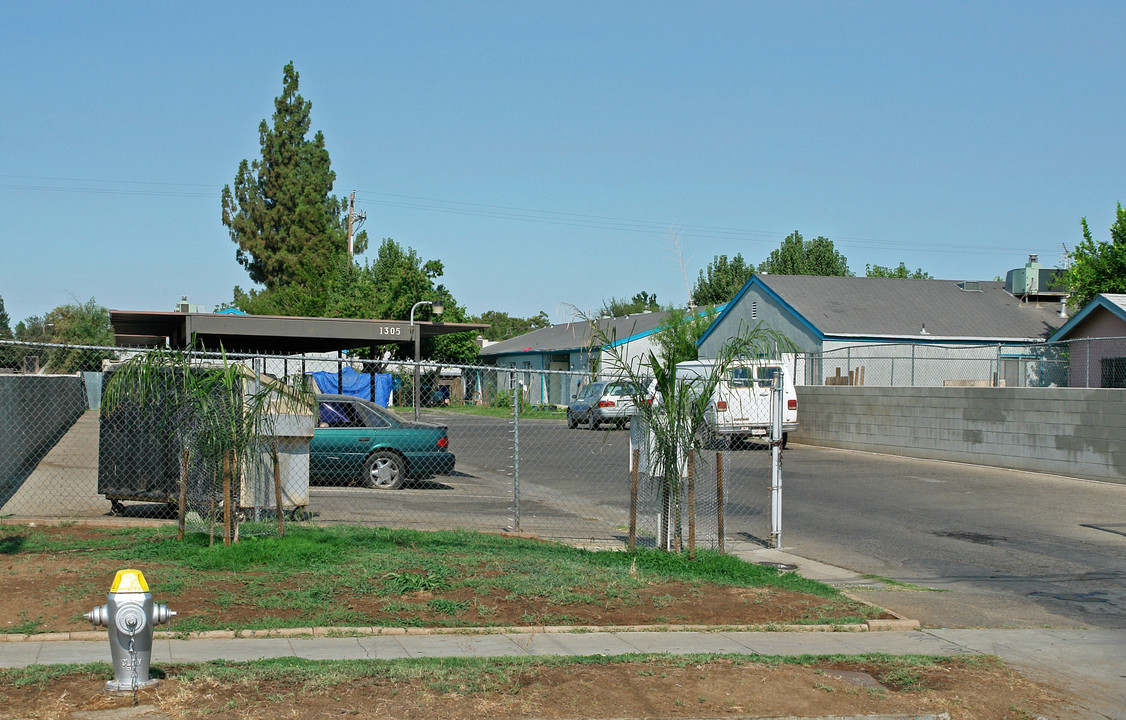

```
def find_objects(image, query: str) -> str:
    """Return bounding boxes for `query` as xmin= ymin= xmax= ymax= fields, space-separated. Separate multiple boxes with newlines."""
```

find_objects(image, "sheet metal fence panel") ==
xmin=0 ymin=340 xmax=776 ymax=550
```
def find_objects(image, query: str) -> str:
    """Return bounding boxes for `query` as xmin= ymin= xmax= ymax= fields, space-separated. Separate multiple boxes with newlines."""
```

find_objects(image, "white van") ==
xmin=677 ymin=359 xmax=798 ymax=448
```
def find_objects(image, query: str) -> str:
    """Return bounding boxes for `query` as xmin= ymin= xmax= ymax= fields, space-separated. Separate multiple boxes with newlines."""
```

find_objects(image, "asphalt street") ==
xmin=310 ymin=410 xmax=1126 ymax=630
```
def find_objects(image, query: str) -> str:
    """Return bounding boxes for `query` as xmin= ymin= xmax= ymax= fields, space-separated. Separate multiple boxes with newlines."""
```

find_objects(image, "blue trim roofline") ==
xmin=1048 ymin=294 xmax=1126 ymax=341
xmin=609 ymin=302 xmax=727 ymax=349
xmin=487 ymin=304 xmax=729 ymax=358
xmin=697 ymin=276 xmax=824 ymax=346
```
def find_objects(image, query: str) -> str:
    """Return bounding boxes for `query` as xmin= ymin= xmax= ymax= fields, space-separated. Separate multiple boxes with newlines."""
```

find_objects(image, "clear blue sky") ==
xmin=3 ymin=2 xmax=1124 ymax=328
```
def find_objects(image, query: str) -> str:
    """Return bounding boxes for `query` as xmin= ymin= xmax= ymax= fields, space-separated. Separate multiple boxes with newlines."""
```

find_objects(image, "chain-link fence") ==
xmin=799 ymin=337 xmax=1126 ymax=389
xmin=0 ymin=340 xmax=777 ymax=550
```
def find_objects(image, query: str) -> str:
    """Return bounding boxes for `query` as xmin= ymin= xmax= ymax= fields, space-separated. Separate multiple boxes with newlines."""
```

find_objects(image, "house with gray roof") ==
xmin=1048 ymin=294 xmax=1126 ymax=388
xmin=698 ymin=275 xmax=1066 ymax=387
xmin=480 ymin=308 xmax=722 ymax=405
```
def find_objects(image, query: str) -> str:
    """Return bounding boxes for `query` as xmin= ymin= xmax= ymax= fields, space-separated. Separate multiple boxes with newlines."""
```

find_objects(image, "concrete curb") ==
xmin=0 ymin=618 xmax=919 ymax=643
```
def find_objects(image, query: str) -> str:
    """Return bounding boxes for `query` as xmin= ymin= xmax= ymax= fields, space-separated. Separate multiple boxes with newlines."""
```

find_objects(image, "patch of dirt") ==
xmin=1 ymin=657 xmax=1068 ymax=720
xmin=1 ymin=526 xmax=884 ymax=634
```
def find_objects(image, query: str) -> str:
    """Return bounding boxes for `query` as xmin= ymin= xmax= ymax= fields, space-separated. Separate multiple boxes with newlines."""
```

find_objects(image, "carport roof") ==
xmin=481 ymin=311 xmax=670 ymax=356
xmin=110 ymin=310 xmax=488 ymax=355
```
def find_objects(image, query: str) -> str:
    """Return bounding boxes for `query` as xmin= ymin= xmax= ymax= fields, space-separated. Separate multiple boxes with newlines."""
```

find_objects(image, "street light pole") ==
xmin=409 ymin=300 xmax=443 ymax=421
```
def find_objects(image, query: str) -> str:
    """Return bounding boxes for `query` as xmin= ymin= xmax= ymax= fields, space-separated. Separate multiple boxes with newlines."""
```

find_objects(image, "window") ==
xmin=728 ymin=368 xmax=753 ymax=388
xmin=756 ymin=366 xmax=781 ymax=388
xmin=355 ymin=403 xmax=392 ymax=428
xmin=319 ymin=401 xmax=361 ymax=428
xmin=1102 ymin=357 xmax=1126 ymax=388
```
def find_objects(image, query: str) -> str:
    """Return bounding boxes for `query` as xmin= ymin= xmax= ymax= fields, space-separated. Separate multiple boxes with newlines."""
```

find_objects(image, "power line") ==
xmin=0 ymin=182 xmax=217 ymax=199
xmin=0 ymin=174 xmax=1055 ymax=257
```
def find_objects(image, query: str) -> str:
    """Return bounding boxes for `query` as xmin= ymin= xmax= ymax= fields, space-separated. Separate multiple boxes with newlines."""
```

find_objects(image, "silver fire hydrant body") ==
xmin=85 ymin=569 xmax=176 ymax=693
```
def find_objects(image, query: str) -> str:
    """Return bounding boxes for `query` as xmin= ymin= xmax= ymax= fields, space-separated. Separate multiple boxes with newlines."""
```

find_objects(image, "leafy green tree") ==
xmin=865 ymin=262 xmax=932 ymax=279
xmin=222 ymin=62 xmax=366 ymax=314
xmin=48 ymin=298 xmax=114 ymax=347
xmin=692 ymin=253 xmax=753 ymax=305
xmin=599 ymin=291 xmax=660 ymax=318
xmin=1060 ymin=203 xmax=1126 ymax=309
xmin=652 ymin=306 xmax=719 ymax=366
xmin=363 ymin=239 xmax=478 ymax=363
xmin=758 ymin=232 xmax=850 ymax=276
xmin=12 ymin=299 xmax=114 ymax=372
xmin=234 ymin=239 xmax=478 ymax=362
xmin=14 ymin=315 xmax=52 ymax=343
xmin=473 ymin=310 xmax=551 ymax=341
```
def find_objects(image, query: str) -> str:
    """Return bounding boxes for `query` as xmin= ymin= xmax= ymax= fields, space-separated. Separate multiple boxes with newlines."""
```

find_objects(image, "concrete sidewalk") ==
xmin=3 ymin=627 xmax=1123 ymax=717
xmin=2 ymin=543 xmax=1122 ymax=718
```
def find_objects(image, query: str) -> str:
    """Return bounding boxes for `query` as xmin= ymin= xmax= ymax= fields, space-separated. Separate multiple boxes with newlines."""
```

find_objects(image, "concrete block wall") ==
xmin=792 ymin=386 xmax=1126 ymax=484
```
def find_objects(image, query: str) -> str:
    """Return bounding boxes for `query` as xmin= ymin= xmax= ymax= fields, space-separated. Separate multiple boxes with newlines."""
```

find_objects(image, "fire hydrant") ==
xmin=85 ymin=569 xmax=176 ymax=693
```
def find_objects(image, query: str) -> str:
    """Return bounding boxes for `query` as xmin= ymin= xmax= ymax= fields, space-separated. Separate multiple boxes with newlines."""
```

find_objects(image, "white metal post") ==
xmin=512 ymin=370 xmax=520 ymax=531
xmin=409 ymin=300 xmax=443 ymax=421
xmin=770 ymin=375 xmax=783 ymax=548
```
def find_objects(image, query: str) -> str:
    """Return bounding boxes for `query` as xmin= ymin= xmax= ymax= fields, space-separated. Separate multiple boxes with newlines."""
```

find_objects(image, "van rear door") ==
xmin=714 ymin=365 xmax=778 ymax=434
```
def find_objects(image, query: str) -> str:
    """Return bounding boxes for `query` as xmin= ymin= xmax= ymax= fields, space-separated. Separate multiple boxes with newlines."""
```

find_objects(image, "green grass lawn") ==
xmin=1 ymin=523 xmax=881 ymax=634
xmin=0 ymin=652 xmax=985 ymax=691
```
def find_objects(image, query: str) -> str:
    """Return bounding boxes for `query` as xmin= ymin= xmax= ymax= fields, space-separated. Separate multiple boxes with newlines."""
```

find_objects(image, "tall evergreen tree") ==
xmin=221 ymin=62 xmax=366 ymax=311
xmin=0 ymin=295 xmax=11 ymax=339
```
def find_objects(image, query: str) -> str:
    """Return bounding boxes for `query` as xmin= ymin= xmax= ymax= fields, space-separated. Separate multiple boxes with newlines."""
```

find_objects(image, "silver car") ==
xmin=566 ymin=380 xmax=642 ymax=429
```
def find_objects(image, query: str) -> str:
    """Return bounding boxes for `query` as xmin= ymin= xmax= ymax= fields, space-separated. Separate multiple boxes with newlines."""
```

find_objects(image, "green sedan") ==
xmin=310 ymin=394 xmax=455 ymax=490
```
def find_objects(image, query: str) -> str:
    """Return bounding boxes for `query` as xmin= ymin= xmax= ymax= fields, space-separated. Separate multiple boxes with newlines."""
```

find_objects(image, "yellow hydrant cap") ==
xmin=109 ymin=569 xmax=149 ymax=593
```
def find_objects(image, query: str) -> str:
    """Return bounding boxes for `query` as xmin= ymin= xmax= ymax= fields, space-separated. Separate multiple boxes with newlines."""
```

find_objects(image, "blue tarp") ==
xmin=307 ymin=367 xmax=393 ymax=407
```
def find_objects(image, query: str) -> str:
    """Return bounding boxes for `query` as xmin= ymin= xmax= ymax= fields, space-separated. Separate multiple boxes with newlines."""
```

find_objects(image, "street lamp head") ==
xmin=431 ymin=300 xmax=444 ymax=317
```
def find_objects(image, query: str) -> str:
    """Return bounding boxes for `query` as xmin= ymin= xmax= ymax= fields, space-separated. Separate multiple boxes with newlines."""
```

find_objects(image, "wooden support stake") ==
xmin=716 ymin=451 xmax=725 ymax=554
xmin=687 ymin=450 xmax=696 ymax=560
xmin=629 ymin=448 xmax=639 ymax=552
xmin=273 ymin=443 xmax=285 ymax=538
xmin=222 ymin=452 xmax=232 ymax=546
xmin=177 ymin=448 xmax=189 ymax=541
xmin=208 ymin=469 xmax=216 ymax=548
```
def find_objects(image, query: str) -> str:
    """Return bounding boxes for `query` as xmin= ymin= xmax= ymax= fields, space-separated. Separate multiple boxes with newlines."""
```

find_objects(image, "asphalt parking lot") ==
xmin=309 ymin=411 xmax=775 ymax=546
xmin=310 ymin=410 xmax=1126 ymax=629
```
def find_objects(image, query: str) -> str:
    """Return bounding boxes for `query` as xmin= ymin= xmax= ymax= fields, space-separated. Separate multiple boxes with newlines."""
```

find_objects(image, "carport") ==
xmin=109 ymin=308 xmax=489 ymax=414
xmin=109 ymin=309 xmax=487 ymax=355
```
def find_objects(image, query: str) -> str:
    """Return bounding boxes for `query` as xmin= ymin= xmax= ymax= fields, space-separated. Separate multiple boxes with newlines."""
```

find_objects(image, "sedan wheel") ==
xmin=567 ymin=411 xmax=577 ymax=429
xmin=362 ymin=451 xmax=405 ymax=490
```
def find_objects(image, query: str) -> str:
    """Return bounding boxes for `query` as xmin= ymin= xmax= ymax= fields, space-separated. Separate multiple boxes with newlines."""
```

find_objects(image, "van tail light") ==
xmin=597 ymin=400 xmax=616 ymax=408
xmin=715 ymin=401 xmax=728 ymax=412
xmin=787 ymin=399 xmax=797 ymax=410
xmin=437 ymin=436 xmax=449 ymax=449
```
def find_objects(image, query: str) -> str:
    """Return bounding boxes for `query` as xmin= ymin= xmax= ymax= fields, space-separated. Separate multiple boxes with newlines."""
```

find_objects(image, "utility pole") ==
xmin=346 ymin=191 xmax=366 ymax=256
xmin=347 ymin=191 xmax=354 ymax=255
